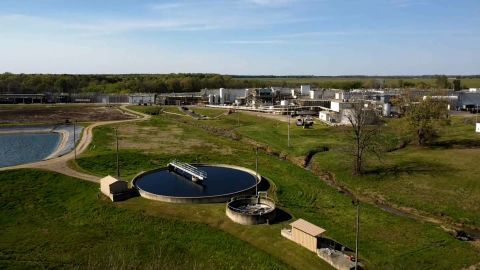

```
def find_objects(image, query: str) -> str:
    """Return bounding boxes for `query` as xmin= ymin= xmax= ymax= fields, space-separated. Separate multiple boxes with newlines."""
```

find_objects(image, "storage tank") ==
xmin=310 ymin=90 xmax=321 ymax=100
xmin=280 ymin=100 xmax=288 ymax=106
xmin=383 ymin=103 xmax=392 ymax=117
xmin=291 ymin=89 xmax=297 ymax=98
xmin=300 ymin=85 xmax=310 ymax=95
xmin=208 ymin=94 xmax=214 ymax=105
xmin=219 ymin=88 xmax=225 ymax=104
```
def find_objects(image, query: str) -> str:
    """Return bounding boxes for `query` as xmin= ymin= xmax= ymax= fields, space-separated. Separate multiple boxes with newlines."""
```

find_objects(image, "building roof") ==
xmin=100 ymin=175 xmax=123 ymax=186
xmin=290 ymin=219 xmax=326 ymax=237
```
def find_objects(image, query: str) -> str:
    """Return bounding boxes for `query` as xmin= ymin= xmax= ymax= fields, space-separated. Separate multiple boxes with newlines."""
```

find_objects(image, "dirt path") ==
xmin=0 ymin=106 xmax=151 ymax=183
xmin=44 ymin=129 xmax=69 ymax=159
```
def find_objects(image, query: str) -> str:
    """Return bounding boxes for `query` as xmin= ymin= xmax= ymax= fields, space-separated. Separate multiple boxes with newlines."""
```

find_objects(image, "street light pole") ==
xmin=288 ymin=114 xmax=291 ymax=147
xmin=255 ymin=147 xmax=259 ymax=197
xmin=73 ymin=120 xmax=76 ymax=160
xmin=354 ymin=200 xmax=360 ymax=270
xmin=476 ymin=104 xmax=478 ymax=124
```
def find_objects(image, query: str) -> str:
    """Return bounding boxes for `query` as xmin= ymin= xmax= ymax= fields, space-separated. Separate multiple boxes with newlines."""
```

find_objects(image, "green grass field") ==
xmin=161 ymin=107 xmax=480 ymax=228
xmin=0 ymin=169 xmax=290 ymax=270
xmin=69 ymin=106 xmax=480 ymax=269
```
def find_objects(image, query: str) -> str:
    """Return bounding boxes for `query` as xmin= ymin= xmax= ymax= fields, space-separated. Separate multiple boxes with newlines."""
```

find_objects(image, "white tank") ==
xmin=219 ymin=88 xmax=225 ymax=104
xmin=310 ymin=90 xmax=321 ymax=100
xmin=300 ymin=85 xmax=310 ymax=95
xmin=291 ymin=89 xmax=297 ymax=98
xmin=208 ymin=94 xmax=214 ymax=104
xmin=280 ymin=100 xmax=288 ymax=106
xmin=383 ymin=103 xmax=391 ymax=117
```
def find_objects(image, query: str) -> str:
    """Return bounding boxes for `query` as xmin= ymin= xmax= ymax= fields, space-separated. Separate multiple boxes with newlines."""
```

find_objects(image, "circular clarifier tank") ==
xmin=226 ymin=196 xmax=276 ymax=225
xmin=133 ymin=164 xmax=259 ymax=203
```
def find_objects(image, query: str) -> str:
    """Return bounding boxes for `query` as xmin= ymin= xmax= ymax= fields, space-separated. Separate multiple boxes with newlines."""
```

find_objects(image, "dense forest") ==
xmin=0 ymin=73 xmax=477 ymax=94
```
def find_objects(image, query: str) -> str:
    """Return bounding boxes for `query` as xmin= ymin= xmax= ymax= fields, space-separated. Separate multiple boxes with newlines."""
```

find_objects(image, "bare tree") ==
xmin=346 ymin=101 xmax=380 ymax=176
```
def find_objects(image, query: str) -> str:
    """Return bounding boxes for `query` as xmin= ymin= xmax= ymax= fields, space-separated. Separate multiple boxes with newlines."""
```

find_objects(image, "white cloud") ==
xmin=0 ymin=10 xmax=314 ymax=38
xmin=246 ymin=0 xmax=296 ymax=6
xmin=149 ymin=2 xmax=184 ymax=10
xmin=219 ymin=39 xmax=287 ymax=44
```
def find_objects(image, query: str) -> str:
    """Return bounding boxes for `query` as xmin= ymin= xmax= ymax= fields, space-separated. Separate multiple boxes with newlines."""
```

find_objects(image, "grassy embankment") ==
xmin=72 ymin=106 xmax=480 ymax=269
xmin=0 ymin=169 xmax=289 ymax=269
xmin=168 ymin=107 xmax=480 ymax=228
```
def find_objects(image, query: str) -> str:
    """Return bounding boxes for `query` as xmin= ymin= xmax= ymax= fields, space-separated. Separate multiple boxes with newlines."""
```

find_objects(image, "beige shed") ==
xmin=290 ymin=218 xmax=326 ymax=252
xmin=100 ymin=175 xmax=129 ymax=201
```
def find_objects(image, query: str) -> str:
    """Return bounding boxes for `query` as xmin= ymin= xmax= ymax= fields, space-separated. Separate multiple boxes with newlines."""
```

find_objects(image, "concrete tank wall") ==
xmin=226 ymin=196 xmax=276 ymax=225
xmin=132 ymin=164 xmax=261 ymax=204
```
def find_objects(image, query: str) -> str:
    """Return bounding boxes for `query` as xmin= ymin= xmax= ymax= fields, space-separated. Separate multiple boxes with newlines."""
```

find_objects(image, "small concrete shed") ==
xmin=290 ymin=218 xmax=326 ymax=252
xmin=100 ymin=175 xmax=129 ymax=201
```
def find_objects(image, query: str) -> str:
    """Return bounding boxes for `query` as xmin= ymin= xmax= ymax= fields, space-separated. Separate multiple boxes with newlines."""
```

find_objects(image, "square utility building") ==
xmin=289 ymin=218 xmax=326 ymax=252
xmin=100 ymin=175 xmax=129 ymax=201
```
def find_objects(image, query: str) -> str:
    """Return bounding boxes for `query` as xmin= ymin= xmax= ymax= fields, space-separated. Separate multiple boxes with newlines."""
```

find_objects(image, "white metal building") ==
xmin=128 ymin=94 xmax=156 ymax=105
xmin=204 ymin=88 xmax=247 ymax=105
xmin=300 ymin=85 xmax=311 ymax=96
xmin=331 ymin=101 xmax=354 ymax=112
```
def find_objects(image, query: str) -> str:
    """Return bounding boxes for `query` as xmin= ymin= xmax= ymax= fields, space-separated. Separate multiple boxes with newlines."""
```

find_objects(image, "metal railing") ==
xmin=168 ymin=160 xmax=207 ymax=181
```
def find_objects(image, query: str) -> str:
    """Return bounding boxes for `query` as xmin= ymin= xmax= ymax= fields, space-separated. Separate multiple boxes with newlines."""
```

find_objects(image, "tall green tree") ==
xmin=435 ymin=75 xmax=451 ymax=89
xmin=406 ymin=98 xmax=448 ymax=145
xmin=453 ymin=79 xmax=462 ymax=91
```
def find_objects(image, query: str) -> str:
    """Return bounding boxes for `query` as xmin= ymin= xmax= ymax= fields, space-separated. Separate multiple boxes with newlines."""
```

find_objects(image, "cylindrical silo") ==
xmin=383 ymin=103 xmax=391 ymax=117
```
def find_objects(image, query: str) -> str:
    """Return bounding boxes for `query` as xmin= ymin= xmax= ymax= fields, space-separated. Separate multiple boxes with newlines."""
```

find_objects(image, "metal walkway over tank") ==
xmin=168 ymin=160 xmax=207 ymax=181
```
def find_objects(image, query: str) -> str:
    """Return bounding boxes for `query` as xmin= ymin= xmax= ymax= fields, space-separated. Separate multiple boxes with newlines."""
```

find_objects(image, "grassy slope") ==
xmin=74 ymin=107 xmax=480 ymax=269
xmin=314 ymin=116 xmax=480 ymax=227
xmin=0 ymin=169 xmax=289 ymax=270
xmin=165 ymin=107 xmax=480 ymax=227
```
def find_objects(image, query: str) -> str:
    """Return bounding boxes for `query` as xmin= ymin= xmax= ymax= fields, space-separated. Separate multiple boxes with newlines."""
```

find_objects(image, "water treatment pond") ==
xmin=0 ymin=133 xmax=60 ymax=167
xmin=135 ymin=165 xmax=257 ymax=197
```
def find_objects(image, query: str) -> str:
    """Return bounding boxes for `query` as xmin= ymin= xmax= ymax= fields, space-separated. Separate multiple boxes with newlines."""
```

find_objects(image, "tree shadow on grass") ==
xmin=429 ymin=139 xmax=480 ymax=149
xmin=364 ymin=159 xmax=456 ymax=180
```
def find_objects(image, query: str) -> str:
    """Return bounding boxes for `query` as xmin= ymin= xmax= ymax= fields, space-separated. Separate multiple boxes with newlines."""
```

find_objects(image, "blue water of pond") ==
xmin=0 ymin=133 xmax=60 ymax=167
xmin=135 ymin=165 xmax=257 ymax=197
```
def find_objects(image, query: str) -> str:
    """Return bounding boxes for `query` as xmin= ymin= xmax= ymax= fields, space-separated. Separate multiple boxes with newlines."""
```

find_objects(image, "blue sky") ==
xmin=0 ymin=0 xmax=479 ymax=75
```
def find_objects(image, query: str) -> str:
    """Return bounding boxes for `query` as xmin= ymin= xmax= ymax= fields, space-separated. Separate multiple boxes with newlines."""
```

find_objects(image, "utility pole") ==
xmin=353 ymin=199 xmax=360 ymax=270
xmin=288 ymin=114 xmax=291 ymax=147
xmin=255 ymin=147 xmax=259 ymax=197
xmin=476 ymin=104 xmax=478 ymax=124
xmin=73 ymin=120 xmax=77 ymax=160
xmin=115 ymin=128 xmax=120 ymax=178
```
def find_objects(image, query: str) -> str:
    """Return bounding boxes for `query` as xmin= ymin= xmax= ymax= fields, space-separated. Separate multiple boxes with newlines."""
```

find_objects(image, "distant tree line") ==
xmin=0 ymin=73 xmax=474 ymax=94
xmin=0 ymin=73 xmax=246 ymax=94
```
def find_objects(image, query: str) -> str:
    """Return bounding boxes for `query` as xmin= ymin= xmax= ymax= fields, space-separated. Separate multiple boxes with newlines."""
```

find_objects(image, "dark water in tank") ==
xmin=0 ymin=133 xmax=60 ymax=167
xmin=135 ymin=165 xmax=257 ymax=197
